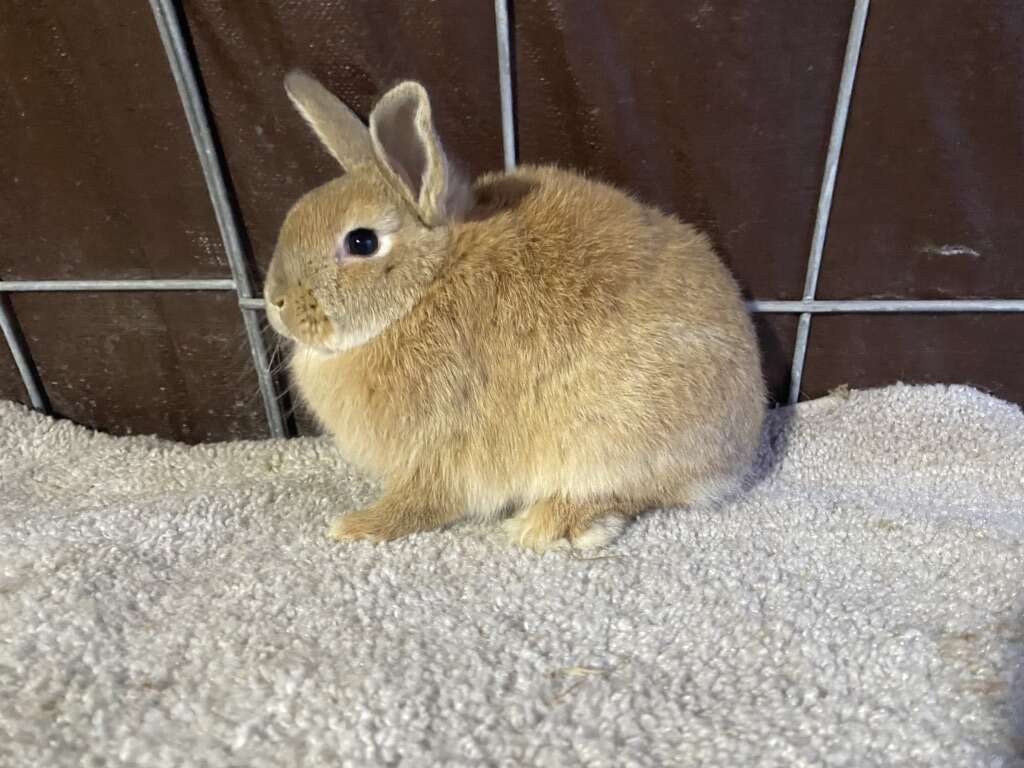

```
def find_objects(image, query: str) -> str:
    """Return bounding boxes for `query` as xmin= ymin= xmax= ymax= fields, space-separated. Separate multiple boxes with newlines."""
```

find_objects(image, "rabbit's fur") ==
xmin=265 ymin=73 xmax=765 ymax=549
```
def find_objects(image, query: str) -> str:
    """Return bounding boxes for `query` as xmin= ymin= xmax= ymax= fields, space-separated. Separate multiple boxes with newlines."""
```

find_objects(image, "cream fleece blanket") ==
xmin=1 ymin=384 xmax=1022 ymax=767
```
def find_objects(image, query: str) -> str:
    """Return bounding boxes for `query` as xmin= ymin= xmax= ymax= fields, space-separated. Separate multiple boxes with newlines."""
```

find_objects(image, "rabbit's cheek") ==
xmin=300 ymin=312 xmax=337 ymax=350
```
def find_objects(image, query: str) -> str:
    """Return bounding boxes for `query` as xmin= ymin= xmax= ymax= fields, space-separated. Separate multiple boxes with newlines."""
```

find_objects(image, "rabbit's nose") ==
xmin=264 ymin=259 xmax=292 ymax=309
xmin=264 ymin=290 xmax=285 ymax=310
xmin=263 ymin=279 xmax=286 ymax=309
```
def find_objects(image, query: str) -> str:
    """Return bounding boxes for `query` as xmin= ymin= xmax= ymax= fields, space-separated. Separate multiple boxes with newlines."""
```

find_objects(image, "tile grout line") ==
xmin=788 ymin=0 xmax=871 ymax=404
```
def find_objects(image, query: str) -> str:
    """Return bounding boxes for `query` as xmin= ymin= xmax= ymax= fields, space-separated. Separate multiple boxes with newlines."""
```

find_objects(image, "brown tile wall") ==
xmin=11 ymin=292 xmax=268 ymax=442
xmin=820 ymin=0 xmax=1024 ymax=300
xmin=0 ymin=327 xmax=26 ymax=404
xmin=1 ymin=1 xmax=1021 ymax=442
xmin=0 ymin=0 xmax=228 ymax=280
xmin=801 ymin=314 xmax=1024 ymax=407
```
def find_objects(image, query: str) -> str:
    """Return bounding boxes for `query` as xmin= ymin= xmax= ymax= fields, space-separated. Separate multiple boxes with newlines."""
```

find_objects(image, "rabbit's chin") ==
xmin=287 ymin=321 xmax=389 ymax=357
xmin=321 ymin=325 xmax=386 ymax=354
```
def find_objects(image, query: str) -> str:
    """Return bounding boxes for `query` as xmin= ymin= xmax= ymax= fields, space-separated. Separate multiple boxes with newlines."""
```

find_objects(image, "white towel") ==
xmin=1 ymin=383 xmax=1022 ymax=767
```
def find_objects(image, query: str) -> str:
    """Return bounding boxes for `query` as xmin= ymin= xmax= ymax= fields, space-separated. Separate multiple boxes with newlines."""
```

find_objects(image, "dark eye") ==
xmin=344 ymin=228 xmax=379 ymax=258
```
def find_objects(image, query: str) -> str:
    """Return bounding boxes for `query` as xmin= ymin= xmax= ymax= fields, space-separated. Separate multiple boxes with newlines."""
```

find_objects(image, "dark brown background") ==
xmin=1 ymin=0 xmax=1021 ymax=441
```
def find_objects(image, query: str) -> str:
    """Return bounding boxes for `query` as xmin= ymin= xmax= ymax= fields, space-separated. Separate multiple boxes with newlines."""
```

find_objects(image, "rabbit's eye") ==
xmin=344 ymin=228 xmax=379 ymax=258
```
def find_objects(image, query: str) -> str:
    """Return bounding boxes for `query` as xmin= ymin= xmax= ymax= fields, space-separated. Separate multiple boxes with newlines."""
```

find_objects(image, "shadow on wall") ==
xmin=751 ymin=313 xmax=793 ymax=406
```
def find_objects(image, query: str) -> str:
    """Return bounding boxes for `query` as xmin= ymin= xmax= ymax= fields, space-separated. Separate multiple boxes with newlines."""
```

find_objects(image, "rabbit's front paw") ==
xmin=502 ymin=508 xmax=570 ymax=552
xmin=328 ymin=487 xmax=452 ymax=542
xmin=503 ymin=497 xmax=628 ymax=552
xmin=328 ymin=507 xmax=419 ymax=542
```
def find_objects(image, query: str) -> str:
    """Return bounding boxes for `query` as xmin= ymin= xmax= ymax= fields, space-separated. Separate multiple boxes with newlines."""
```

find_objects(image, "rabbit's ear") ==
xmin=284 ymin=70 xmax=374 ymax=170
xmin=369 ymin=81 xmax=467 ymax=226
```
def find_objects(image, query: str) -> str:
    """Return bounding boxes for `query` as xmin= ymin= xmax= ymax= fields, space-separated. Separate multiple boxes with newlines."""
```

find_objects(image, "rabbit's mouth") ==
xmin=267 ymin=297 xmax=386 ymax=355
xmin=265 ymin=292 xmax=338 ymax=353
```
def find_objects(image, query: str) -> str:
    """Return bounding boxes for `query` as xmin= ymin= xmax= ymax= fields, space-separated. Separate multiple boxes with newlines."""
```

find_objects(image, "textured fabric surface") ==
xmin=1 ymin=384 xmax=1023 ymax=767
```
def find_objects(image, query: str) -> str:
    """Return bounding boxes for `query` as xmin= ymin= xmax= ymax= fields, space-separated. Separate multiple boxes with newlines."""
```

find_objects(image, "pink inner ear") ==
xmin=374 ymin=98 xmax=427 ymax=201
xmin=380 ymin=147 xmax=417 ymax=196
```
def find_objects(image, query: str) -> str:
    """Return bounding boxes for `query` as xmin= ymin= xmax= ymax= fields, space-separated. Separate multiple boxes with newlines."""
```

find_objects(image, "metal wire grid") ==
xmin=2 ymin=0 xmax=1021 ymax=433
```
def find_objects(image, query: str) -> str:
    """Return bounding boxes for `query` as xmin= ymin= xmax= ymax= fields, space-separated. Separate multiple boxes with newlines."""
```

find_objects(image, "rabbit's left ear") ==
xmin=369 ymin=81 xmax=468 ymax=226
xmin=284 ymin=70 xmax=374 ymax=170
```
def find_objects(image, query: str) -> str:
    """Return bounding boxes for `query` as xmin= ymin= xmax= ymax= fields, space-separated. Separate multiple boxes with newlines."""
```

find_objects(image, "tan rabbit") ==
xmin=264 ymin=72 xmax=766 ymax=550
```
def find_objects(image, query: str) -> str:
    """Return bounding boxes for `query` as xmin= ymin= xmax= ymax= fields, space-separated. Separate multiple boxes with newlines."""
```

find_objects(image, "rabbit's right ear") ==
xmin=368 ymin=81 xmax=468 ymax=226
xmin=284 ymin=70 xmax=374 ymax=170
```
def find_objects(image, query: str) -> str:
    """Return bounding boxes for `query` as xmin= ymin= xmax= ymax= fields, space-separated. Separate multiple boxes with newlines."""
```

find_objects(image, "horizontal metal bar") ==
xmin=243 ymin=297 xmax=1024 ymax=314
xmin=0 ymin=279 xmax=236 ymax=292
xmin=3 ymin=288 xmax=1020 ymax=314
xmin=749 ymin=299 xmax=1024 ymax=313
xmin=0 ymin=294 xmax=49 ymax=411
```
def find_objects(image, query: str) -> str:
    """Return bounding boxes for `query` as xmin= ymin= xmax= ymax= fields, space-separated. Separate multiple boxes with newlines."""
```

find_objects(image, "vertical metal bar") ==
xmin=494 ymin=0 xmax=517 ymax=171
xmin=788 ymin=0 xmax=870 ymax=404
xmin=148 ymin=0 xmax=287 ymax=437
xmin=788 ymin=312 xmax=813 ymax=403
xmin=0 ymin=294 xmax=49 ymax=412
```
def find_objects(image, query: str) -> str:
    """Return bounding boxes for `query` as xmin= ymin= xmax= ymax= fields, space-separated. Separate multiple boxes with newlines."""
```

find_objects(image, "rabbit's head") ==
xmin=264 ymin=73 xmax=469 ymax=352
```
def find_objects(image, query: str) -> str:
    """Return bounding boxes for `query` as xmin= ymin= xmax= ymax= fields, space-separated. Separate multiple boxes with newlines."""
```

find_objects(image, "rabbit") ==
xmin=264 ymin=71 xmax=766 ymax=550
